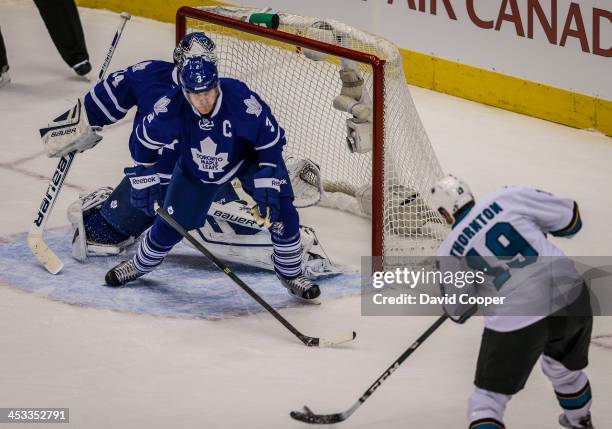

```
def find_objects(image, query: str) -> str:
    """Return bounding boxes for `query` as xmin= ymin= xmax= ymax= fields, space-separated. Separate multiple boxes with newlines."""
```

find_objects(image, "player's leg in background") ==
xmin=32 ymin=0 xmax=91 ymax=76
xmin=0 ymin=27 xmax=10 ymax=87
xmin=240 ymin=158 xmax=320 ymax=301
xmin=468 ymin=320 xmax=549 ymax=428
xmin=541 ymin=286 xmax=594 ymax=428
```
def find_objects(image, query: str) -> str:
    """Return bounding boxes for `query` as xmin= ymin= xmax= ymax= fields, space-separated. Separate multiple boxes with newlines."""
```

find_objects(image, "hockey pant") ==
xmin=468 ymin=359 xmax=592 ymax=429
xmin=468 ymin=288 xmax=593 ymax=429
xmin=94 ymin=174 xmax=240 ymax=241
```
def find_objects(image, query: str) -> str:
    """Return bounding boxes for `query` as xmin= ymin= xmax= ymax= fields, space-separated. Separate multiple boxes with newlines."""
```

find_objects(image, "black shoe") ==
xmin=0 ymin=64 xmax=10 ymax=88
xmin=277 ymin=273 xmax=321 ymax=303
xmin=72 ymin=60 xmax=92 ymax=77
xmin=105 ymin=260 xmax=145 ymax=287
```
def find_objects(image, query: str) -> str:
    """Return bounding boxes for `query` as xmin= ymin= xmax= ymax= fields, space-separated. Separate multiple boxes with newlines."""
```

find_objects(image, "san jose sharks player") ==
xmin=39 ymin=33 xmax=335 ymax=283
xmin=101 ymin=55 xmax=322 ymax=302
xmin=430 ymin=175 xmax=594 ymax=429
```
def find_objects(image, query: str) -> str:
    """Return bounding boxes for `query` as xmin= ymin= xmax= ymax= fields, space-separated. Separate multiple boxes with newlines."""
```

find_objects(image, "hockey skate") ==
xmin=105 ymin=260 xmax=145 ymax=287
xmin=559 ymin=413 xmax=594 ymax=429
xmin=277 ymin=273 xmax=321 ymax=304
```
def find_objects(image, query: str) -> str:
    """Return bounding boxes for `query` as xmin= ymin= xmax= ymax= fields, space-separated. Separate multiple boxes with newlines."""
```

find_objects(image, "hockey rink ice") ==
xmin=1 ymin=1 xmax=611 ymax=428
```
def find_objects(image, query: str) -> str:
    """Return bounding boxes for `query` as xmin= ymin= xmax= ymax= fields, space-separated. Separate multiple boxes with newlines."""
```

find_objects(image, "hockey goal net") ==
xmin=177 ymin=6 xmax=447 ymax=263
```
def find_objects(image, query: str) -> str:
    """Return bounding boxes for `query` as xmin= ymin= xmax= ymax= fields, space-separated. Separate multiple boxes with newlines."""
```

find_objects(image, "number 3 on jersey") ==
xmin=467 ymin=222 xmax=539 ymax=290
xmin=265 ymin=117 xmax=275 ymax=132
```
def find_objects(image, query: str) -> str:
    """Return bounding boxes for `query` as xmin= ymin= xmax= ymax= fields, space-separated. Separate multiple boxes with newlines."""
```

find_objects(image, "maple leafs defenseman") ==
xmin=39 ymin=33 xmax=336 ymax=296
xmin=430 ymin=175 xmax=594 ymax=429
xmin=98 ymin=51 xmax=325 ymax=302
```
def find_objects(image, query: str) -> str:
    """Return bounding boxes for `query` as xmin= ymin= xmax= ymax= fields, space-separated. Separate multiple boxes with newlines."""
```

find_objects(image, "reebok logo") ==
xmin=131 ymin=176 xmax=157 ymax=185
xmin=129 ymin=175 xmax=159 ymax=190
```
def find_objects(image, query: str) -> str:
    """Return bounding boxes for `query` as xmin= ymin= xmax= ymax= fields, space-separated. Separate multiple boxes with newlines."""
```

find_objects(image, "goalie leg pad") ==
xmin=191 ymin=199 xmax=339 ymax=278
xmin=99 ymin=176 xmax=157 ymax=238
xmin=300 ymin=226 xmax=341 ymax=279
xmin=67 ymin=186 xmax=135 ymax=261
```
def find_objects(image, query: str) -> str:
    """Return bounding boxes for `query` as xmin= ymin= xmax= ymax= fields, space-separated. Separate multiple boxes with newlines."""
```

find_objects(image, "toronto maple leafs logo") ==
xmin=244 ymin=95 xmax=262 ymax=117
xmin=191 ymin=137 xmax=230 ymax=179
xmin=132 ymin=61 xmax=152 ymax=72
xmin=154 ymin=96 xmax=171 ymax=115
xmin=199 ymin=118 xmax=214 ymax=130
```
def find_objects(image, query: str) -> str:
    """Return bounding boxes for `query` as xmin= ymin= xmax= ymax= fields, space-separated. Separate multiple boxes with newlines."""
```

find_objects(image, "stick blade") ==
xmin=27 ymin=233 xmax=63 ymax=274
xmin=290 ymin=406 xmax=346 ymax=424
xmin=318 ymin=331 xmax=357 ymax=347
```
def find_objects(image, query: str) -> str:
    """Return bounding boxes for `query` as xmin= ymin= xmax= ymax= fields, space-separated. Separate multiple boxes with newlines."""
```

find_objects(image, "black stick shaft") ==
xmin=358 ymin=315 xmax=447 ymax=404
xmin=289 ymin=314 xmax=447 ymax=424
xmin=156 ymin=207 xmax=314 ymax=346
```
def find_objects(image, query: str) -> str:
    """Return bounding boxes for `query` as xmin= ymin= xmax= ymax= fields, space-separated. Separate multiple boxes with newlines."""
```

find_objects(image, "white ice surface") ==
xmin=0 ymin=1 xmax=611 ymax=428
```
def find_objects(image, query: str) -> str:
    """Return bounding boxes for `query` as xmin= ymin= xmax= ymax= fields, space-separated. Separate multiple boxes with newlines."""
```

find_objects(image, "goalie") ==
xmin=39 ymin=32 xmax=336 ymax=287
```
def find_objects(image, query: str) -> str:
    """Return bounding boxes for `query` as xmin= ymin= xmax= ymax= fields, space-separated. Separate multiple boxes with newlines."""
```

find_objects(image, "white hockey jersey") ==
xmin=437 ymin=186 xmax=583 ymax=332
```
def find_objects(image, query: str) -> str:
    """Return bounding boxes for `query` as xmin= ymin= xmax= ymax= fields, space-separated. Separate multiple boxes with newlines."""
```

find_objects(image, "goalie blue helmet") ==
xmin=173 ymin=32 xmax=217 ymax=67
xmin=180 ymin=56 xmax=219 ymax=93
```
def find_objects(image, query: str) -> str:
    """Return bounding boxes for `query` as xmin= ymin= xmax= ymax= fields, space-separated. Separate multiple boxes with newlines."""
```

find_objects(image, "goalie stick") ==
xmin=290 ymin=314 xmax=448 ymax=423
xmin=27 ymin=12 xmax=131 ymax=274
xmin=155 ymin=205 xmax=356 ymax=348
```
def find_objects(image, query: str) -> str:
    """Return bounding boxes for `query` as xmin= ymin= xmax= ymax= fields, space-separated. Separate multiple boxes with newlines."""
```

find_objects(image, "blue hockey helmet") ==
xmin=180 ymin=56 xmax=219 ymax=93
xmin=174 ymin=32 xmax=217 ymax=67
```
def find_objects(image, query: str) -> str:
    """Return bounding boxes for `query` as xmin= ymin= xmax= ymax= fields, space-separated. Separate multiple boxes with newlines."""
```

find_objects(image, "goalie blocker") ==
xmin=68 ymin=158 xmax=337 ymax=279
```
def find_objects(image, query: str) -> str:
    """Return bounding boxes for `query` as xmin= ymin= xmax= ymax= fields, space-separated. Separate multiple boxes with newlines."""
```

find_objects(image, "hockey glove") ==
xmin=40 ymin=99 xmax=102 ymax=157
xmin=250 ymin=166 xmax=281 ymax=228
xmin=124 ymin=165 xmax=161 ymax=217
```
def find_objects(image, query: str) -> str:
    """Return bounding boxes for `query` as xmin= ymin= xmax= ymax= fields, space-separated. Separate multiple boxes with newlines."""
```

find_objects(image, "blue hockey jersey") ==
xmin=83 ymin=60 xmax=180 ymax=180
xmin=134 ymin=78 xmax=286 ymax=185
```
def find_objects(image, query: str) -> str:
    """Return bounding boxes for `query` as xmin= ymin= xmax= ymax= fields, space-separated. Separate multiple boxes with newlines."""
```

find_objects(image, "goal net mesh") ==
xmin=181 ymin=6 xmax=448 ymax=261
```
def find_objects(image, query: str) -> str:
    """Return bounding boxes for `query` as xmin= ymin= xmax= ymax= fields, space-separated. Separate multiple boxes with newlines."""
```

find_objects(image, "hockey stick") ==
xmin=155 ymin=206 xmax=357 ymax=347
xmin=290 ymin=314 xmax=448 ymax=423
xmin=27 ymin=12 xmax=131 ymax=274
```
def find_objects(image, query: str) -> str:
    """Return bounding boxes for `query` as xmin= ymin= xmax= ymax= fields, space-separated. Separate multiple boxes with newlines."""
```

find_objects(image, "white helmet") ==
xmin=429 ymin=174 xmax=474 ymax=218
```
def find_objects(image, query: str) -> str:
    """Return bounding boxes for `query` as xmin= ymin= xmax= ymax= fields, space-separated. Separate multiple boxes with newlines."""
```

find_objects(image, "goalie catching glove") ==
xmin=40 ymin=99 xmax=102 ymax=157
xmin=251 ymin=166 xmax=282 ymax=228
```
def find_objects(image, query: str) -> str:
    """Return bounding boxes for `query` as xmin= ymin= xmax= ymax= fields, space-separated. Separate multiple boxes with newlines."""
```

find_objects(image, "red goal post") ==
xmin=176 ymin=6 xmax=446 ymax=264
